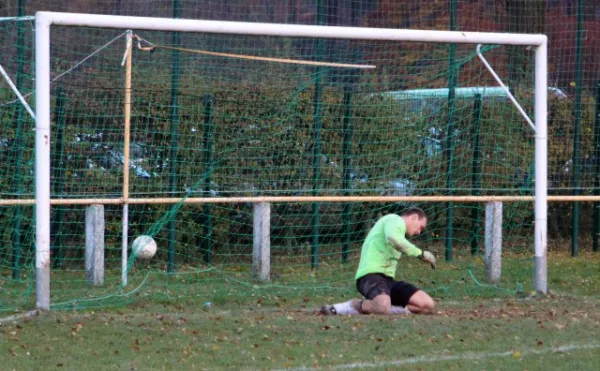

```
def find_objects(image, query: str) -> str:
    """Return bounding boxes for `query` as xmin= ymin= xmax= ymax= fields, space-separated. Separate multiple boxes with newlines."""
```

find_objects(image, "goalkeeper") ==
xmin=321 ymin=207 xmax=436 ymax=316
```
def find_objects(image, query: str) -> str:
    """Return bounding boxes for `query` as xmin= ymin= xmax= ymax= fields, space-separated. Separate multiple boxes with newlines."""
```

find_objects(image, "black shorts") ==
xmin=356 ymin=273 xmax=420 ymax=307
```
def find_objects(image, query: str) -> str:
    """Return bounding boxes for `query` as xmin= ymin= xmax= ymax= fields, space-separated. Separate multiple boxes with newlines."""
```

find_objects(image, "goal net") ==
xmin=0 ymin=12 xmax=547 ymax=311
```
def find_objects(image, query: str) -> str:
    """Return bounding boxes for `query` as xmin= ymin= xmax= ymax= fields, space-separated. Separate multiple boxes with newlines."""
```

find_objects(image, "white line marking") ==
xmin=279 ymin=343 xmax=600 ymax=371
xmin=0 ymin=310 xmax=40 ymax=324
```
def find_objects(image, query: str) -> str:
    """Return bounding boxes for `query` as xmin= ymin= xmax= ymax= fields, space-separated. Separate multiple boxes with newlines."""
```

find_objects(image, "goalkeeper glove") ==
xmin=419 ymin=251 xmax=436 ymax=270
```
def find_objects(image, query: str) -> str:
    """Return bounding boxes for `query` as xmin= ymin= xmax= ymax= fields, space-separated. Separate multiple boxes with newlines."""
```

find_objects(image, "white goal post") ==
xmin=34 ymin=11 xmax=548 ymax=310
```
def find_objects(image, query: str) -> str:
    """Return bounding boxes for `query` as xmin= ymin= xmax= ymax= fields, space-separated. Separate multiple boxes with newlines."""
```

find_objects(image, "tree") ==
xmin=506 ymin=0 xmax=546 ymax=88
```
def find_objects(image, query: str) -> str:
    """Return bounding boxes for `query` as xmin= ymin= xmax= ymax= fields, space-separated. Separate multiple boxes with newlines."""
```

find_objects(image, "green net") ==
xmin=0 ymin=1 xmax=599 ymax=312
xmin=2 ymin=22 xmax=540 ymax=310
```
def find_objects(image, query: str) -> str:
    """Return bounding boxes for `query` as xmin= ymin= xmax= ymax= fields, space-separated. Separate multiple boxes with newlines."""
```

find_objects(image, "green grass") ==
xmin=0 ymin=296 xmax=599 ymax=370
xmin=0 ymin=251 xmax=598 ymax=370
xmin=2 ymin=249 xmax=598 ymax=312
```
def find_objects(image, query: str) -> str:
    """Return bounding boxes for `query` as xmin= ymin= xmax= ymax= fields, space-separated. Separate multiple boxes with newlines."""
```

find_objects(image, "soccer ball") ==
xmin=132 ymin=235 xmax=157 ymax=260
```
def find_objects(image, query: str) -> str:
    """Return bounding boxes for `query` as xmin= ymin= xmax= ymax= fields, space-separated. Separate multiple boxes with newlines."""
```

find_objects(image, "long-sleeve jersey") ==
xmin=355 ymin=214 xmax=422 ymax=280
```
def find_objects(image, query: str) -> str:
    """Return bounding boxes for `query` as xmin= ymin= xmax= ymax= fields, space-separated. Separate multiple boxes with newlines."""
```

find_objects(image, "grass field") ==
xmin=1 ymin=251 xmax=599 ymax=370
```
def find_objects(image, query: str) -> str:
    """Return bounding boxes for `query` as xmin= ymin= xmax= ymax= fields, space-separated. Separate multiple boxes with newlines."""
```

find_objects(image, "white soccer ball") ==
xmin=132 ymin=235 xmax=157 ymax=260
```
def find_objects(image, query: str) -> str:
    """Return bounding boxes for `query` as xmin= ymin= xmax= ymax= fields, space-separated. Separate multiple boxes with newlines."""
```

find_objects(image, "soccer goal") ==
xmin=23 ymin=12 xmax=548 ymax=310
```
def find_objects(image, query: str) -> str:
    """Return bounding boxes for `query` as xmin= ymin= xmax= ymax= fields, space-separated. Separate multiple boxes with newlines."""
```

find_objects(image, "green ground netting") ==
xmin=1 ymin=1 xmax=599 ymax=312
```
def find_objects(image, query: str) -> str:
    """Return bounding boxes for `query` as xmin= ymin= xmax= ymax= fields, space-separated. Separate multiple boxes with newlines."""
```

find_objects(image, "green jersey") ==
xmin=355 ymin=214 xmax=422 ymax=280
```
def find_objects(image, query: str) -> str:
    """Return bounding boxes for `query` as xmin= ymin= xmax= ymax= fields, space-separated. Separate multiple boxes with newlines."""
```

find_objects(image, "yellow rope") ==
xmin=133 ymin=35 xmax=375 ymax=69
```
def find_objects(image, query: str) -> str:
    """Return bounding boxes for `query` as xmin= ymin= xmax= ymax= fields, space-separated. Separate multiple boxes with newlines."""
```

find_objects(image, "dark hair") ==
xmin=401 ymin=207 xmax=426 ymax=220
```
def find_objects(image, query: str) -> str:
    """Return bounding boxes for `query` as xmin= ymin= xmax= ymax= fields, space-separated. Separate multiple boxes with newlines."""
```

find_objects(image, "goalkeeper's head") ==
xmin=401 ymin=207 xmax=427 ymax=237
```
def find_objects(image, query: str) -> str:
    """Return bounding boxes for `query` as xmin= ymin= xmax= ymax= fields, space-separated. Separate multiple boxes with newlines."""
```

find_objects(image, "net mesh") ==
xmin=1 ymin=22 xmax=544 ymax=310
xmin=1 ymin=1 xmax=598 ymax=312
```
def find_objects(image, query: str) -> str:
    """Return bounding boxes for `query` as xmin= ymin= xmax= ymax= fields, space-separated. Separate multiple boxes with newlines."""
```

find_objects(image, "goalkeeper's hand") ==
xmin=419 ymin=251 xmax=436 ymax=270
